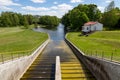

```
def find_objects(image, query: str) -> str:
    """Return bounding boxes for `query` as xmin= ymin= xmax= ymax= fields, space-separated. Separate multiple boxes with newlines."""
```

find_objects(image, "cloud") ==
xmin=21 ymin=3 xmax=73 ymax=18
xmin=52 ymin=3 xmax=73 ymax=13
xmin=31 ymin=0 xmax=46 ymax=3
xmin=0 ymin=6 xmax=13 ymax=11
xmin=22 ymin=6 xmax=49 ymax=11
xmin=53 ymin=2 xmax=58 ymax=4
xmin=70 ymin=0 xmax=83 ymax=3
xmin=98 ymin=6 xmax=105 ymax=12
xmin=0 ymin=0 xmax=21 ymax=6
xmin=105 ymin=0 xmax=113 ymax=3
xmin=22 ymin=3 xmax=73 ymax=14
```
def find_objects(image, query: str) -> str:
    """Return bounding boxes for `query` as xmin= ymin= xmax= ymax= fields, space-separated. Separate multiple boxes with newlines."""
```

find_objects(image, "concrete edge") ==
xmin=65 ymin=33 xmax=85 ymax=55
xmin=18 ymin=39 xmax=49 ymax=80
xmin=55 ymin=56 xmax=61 ymax=80
xmin=65 ymin=38 xmax=117 ymax=80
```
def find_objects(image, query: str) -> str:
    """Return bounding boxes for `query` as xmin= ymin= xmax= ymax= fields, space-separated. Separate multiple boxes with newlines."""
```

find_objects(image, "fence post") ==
xmin=1 ymin=54 xmax=4 ymax=64
xmin=91 ymin=50 xmax=92 ymax=56
xmin=102 ymin=51 xmax=104 ymax=60
xmin=96 ymin=51 xmax=97 ymax=58
xmin=111 ymin=52 xmax=113 ymax=61
xmin=85 ymin=50 xmax=87 ymax=55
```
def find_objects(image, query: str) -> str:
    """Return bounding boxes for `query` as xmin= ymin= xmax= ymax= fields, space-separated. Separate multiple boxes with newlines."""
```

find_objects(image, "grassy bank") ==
xmin=67 ymin=31 xmax=120 ymax=61
xmin=0 ymin=27 xmax=48 ymax=62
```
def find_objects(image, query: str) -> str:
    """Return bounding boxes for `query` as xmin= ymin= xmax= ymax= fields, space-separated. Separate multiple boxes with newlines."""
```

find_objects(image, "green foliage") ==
xmin=105 ymin=1 xmax=115 ymax=12
xmin=0 ymin=12 xmax=38 ymax=28
xmin=69 ymin=9 xmax=89 ymax=31
xmin=23 ymin=16 xmax=29 ymax=29
xmin=61 ymin=4 xmax=101 ymax=31
xmin=101 ymin=9 xmax=120 ymax=30
xmin=39 ymin=15 xmax=59 ymax=28
xmin=76 ymin=4 xmax=101 ymax=21
xmin=100 ymin=1 xmax=120 ymax=30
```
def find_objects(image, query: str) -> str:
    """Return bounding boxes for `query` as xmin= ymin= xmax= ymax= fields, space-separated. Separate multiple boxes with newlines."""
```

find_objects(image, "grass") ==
xmin=0 ymin=27 xmax=48 ymax=62
xmin=67 ymin=31 xmax=120 ymax=61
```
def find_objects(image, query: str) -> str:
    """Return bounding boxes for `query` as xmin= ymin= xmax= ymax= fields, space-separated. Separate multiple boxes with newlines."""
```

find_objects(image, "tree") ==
xmin=105 ymin=1 xmax=115 ymax=12
xmin=61 ymin=4 xmax=101 ymax=31
xmin=26 ymin=15 xmax=34 ymax=25
xmin=101 ymin=9 xmax=120 ymax=29
xmin=39 ymin=15 xmax=59 ymax=28
xmin=1 ymin=12 xmax=12 ymax=27
xmin=69 ymin=9 xmax=89 ymax=31
xmin=23 ymin=16 xmax=29 ymax=29
xmin=75 ymin=4 xmax=101 ymax=21
xmin=13 ymin=14 xmax=19 ymax=26
xmin=61 ymin=13 xmax=70 ymax=27
xmin=101 ymin=1 xmax=120 ymax=30
xmin=0 ymin=12 xmax=37 ymax=27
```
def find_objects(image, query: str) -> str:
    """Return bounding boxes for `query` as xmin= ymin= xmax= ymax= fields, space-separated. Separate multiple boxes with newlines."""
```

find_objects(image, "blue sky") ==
xmin=0 ymin=0 xmax=120 ymax=18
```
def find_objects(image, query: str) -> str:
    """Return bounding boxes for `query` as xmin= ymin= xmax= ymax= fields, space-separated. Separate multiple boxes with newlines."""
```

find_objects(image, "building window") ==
xmin=87 ymin=27 xmax=89 ymax=30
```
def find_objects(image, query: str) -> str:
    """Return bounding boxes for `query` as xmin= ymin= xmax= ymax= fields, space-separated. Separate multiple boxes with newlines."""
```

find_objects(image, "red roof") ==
xmin=84 ymin=21 xmax=97 ymax=26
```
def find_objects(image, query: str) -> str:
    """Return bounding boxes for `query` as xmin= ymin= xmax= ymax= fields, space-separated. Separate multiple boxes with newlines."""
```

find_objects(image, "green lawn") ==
xmin=0 ymin=27 xmax=48 ymax=62
xmin=67 ymin=31 xmax=120 ymax=61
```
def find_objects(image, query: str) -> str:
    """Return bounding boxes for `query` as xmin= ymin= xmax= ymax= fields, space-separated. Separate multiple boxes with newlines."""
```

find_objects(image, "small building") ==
xmin=82 ymin=21 xmax=103 ymax=33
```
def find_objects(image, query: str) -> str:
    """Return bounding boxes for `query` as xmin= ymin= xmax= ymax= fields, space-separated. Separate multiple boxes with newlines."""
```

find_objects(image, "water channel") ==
xmin=21 ymin=24 xmax=95 ymax=80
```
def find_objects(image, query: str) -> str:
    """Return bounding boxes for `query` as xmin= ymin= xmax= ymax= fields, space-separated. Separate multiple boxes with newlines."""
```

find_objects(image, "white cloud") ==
xmin=51 ymin=6 xmax=58 ymax=9
xmin=54 ymin=3 xmax=73 ymax=13
xmin=98 ymin=6 xmax=105 ymax=12
xmin=22 ymin=6 xmax=49 ymax=11
xmin=53 ymin=2 xmax=58 ymax=4
xmin=31 ymin=0 xmax=46 ymax=3
xmin=21 ymin=3 xmax=73 ymax=18
xmin=0 ymin=0 xmax=21 ymax=6
xmin=105 ymin=0 xmax=113 ymax=3
xmin=0 ymin=6 xmax=13 ymax=11
xmin=70 ymin=0 xmax=83 ymax=3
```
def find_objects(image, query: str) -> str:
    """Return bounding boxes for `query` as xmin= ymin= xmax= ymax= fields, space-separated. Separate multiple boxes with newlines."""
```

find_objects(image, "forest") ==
xmin=0 ymin=12 xmax=60 ymax=28
xmin=61 ymin=1 xmax=120 ymax=31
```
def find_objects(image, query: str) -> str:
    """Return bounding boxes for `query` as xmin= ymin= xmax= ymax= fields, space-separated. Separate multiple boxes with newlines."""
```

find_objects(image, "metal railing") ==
xmin=81 ymin=49 xmax=120 ymax=63
xmin=0 ymin=51 xmax=31 ymax=64
xmin=0 ymin=40 xmax=47 ymax=64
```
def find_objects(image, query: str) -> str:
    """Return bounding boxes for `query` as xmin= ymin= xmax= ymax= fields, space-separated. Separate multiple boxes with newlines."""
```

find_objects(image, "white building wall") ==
xmin=82 ymin=22 xmax=103 ymax=32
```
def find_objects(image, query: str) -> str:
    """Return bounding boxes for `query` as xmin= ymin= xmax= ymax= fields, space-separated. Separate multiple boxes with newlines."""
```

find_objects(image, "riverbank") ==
xmin=67 ymin=31 xmax=120 ymax=61
xmin=0 ymin=27 xmax=48 ymax=61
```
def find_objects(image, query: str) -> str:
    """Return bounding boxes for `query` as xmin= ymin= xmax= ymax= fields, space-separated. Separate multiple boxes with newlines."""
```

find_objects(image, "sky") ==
xmin=0 ymin=0 xmax=120 ymax=18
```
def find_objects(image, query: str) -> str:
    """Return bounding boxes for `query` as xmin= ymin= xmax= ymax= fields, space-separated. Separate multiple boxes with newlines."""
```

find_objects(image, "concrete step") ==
xmin=20 ymin=77 xmax=55 ymax=80
xmin=22 ymin=72 xmax=55 ymax=78
xmin=62 ymin=77 xmax=96 ymax=80
xmin=62 ymin=73 xmax=93 ymax=77
xmin=61 ymin=64 xmax=82 ymax=67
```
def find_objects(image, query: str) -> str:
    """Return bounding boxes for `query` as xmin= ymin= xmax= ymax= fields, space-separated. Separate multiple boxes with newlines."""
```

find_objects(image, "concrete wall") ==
xmin=85 ymin=56 xmax=120 ymax=80
xmin=65 ymin=38 xmax=120 ymax=80
xmin=0 ymin=39 xmax=49 ymax=80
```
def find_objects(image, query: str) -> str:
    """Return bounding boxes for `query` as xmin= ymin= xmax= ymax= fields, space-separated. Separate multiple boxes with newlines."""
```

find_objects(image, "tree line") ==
xmin=61 ymin=1 xmax=120 ymax=31
xmin=0 ymin=12 xmax=60 ymax=28
xmin=39 ymin=15 xmax=60 ymax=28
xmin=0 ymin=12 xmax=36 ymax=28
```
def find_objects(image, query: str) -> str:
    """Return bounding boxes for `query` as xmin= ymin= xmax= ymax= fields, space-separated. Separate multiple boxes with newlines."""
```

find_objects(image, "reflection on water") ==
xmin=33 ymin=23 xmax=65 ymax=41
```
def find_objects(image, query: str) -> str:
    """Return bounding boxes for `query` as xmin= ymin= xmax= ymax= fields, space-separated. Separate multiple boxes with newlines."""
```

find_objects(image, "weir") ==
xmin=20 ymin=24 xmax=96 ymax=80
